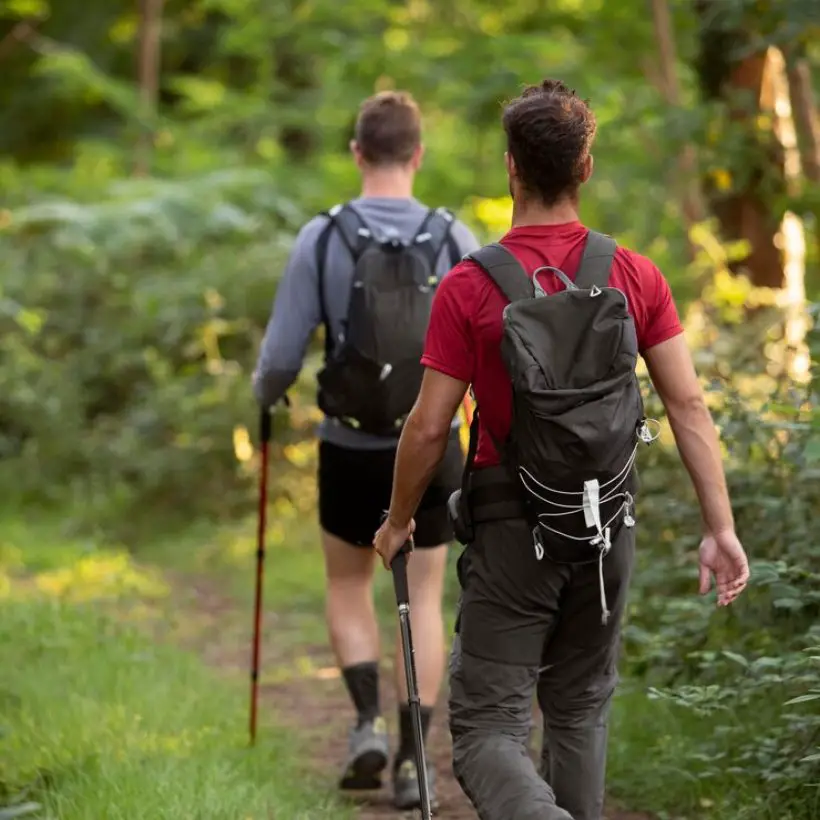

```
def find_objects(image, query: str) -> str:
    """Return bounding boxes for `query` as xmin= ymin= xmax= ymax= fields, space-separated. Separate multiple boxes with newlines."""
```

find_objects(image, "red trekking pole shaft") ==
xmin=249 ymin=406 xmax=272 ymax=746
xmin=461 ymin=395 xmax=474 ymax=427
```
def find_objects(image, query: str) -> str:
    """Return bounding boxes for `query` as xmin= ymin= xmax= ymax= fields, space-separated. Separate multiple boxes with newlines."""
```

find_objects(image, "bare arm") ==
xmin=374 ymin=368 xmax=468 ymax=567
xmin=643 ymin=334 xmax=733 ymax=535
xmin=389 ymin=369 xmax=468 ymax=528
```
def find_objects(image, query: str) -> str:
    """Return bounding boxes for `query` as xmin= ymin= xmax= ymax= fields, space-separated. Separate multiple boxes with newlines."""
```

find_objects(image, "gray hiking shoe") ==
xmin=338 ymin=716 xmax=389 ymax=790
xmin=393 ymin=758 xmax=438 ymax=811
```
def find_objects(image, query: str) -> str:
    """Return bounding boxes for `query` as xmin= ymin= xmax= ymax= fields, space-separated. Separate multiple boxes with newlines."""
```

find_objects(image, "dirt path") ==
xmin=182 ymin=578 xmax=651 ymax=820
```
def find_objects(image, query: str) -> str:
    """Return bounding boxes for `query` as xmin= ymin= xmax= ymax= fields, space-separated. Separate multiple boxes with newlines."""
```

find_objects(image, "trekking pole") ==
xmin=249 ymin=405 xmax=273 ymax=747
xmin=461 ymin=394 xmax=474 ymax=427
xmin=392 ymin=542 xmax=433 ymax=820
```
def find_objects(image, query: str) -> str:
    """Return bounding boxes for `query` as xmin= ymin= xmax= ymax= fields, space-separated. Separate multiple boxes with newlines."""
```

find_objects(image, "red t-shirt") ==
xmin=421 ymin=222 xmax=684 ymax=467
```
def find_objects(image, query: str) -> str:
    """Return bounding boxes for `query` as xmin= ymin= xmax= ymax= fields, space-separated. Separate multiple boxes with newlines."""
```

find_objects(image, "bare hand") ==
xmin=373 ymin=517 xmax=415 ymax=570
xmin=698 ymin=530 xmax=750 ymax=606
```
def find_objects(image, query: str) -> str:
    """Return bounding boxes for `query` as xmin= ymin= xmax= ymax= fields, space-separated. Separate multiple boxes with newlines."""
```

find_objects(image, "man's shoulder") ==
xmin=294 ymin=211 xmax=334 ymax=247
xmin=609 ymin=240 xmax=664 ymax=286
xmin=608 ymin=235 xmax=659 ymax=272
xmin=436 ymin=255 xmax=486 ymax=306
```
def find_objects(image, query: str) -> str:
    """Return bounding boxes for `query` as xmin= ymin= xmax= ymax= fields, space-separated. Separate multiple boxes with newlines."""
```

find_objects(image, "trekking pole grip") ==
xmin=391 ymin=541 xmax=412 ymax=607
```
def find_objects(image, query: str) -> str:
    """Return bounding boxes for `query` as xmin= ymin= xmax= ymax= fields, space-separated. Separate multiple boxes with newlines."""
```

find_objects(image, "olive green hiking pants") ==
xmin=448 ymin=517 xmax=635 ymax=820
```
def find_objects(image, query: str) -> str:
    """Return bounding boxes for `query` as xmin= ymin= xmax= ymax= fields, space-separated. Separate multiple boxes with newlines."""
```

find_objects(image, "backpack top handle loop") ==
xmin=532 ymin=265 xmax=577 ymax=297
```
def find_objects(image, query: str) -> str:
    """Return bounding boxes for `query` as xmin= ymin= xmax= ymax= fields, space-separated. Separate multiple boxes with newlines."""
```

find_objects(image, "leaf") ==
xmin=15 ymin=308 xmax=43 ymax=336
xmin=783 ymin=693 xmax=820 ymax=706
xmin=1 ymin=0 xmax=47 ymax=17
xmin=722 ymin=651 xmax=749 ymax=668
xmin=0 ymin=803 xmax=42 ymax=819
xmin=747 ymin=561 xmax=781 ymax=584
xmin=805 ymin=439 xmax=820 ymax=464
xmin=773 ymin=598 xmax=805 ymax=611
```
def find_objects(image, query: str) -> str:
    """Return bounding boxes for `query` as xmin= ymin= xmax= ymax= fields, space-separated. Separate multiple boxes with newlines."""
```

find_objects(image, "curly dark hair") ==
xmin=354 ymin=91 xmax=422 ymax=166
xmin=502 ymin=79 xmax=597 ymax=206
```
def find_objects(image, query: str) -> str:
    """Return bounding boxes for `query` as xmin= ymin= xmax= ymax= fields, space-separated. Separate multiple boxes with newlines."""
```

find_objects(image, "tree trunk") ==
xmin=784 ymin=43 xmax=820 ymax=274
xmin=785 ymin=45 xmax=820 ymax=184
xmin=768 ymin=47 xmax=810 ymax=382
xmin=135 ymin=0 xmax=164 ymax=177
xmin=694 ymin=1 xmax=786 ymax=289
xmin=648 ymin=0 xmax=706 ymax=255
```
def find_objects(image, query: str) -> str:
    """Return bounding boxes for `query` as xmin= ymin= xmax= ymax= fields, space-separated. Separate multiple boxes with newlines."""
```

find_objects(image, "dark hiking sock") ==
xmin=395 ymin=705 xmax=433 ymax=768
xmin=342 ymin=662 xmax=380 ymax=726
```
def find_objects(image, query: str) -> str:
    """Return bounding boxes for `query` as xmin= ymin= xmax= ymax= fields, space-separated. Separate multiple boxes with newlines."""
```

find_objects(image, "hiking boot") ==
xmin=338 ymin=716 xmax=389 ymax=790
xmin=392 ymin=757 xmax=438 ymax=811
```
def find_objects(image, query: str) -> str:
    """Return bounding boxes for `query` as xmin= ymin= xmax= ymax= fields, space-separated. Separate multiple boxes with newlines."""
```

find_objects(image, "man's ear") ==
xmin=581 ymin=153 xmax=594 ymax=183
xmin=410 ymin=142 xmax=425 ymax=171
xmin=504 ymin=150 xmax=516 ymax=179
xmin=350 ymin=139 xmax=364 ymax=169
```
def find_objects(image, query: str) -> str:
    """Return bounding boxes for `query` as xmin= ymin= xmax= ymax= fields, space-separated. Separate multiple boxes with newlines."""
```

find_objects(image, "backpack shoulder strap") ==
xmin=325 ymin=202 xmax=373 ymax=263
xmin=412 ymin=207 xmax=456 ymax=274
xmin=314 ymin=202 xmax=371 ymax=358
xmin=314 ymin=213 xmax=336 ymax=359
xmin=574 ymin=230 xmax=617 ymax=290
xmin=465 ymin=242 xmax=533 ymax=303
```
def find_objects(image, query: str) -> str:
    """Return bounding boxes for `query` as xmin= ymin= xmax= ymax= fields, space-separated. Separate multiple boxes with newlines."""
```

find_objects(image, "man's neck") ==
xmin=511 ymin=197 xmax=579 ymax=228
xmin=360 ymin=165 xmax=415 ymax=199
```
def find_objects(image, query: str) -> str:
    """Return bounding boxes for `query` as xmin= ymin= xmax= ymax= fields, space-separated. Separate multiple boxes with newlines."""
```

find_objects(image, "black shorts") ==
xmin=318 ymin=429 xmax=464 ymax=548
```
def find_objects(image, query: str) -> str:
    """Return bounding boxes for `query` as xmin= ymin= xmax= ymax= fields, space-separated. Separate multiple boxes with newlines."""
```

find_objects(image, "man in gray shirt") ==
xmin=253 ymin=90 xmax=479 ymax=810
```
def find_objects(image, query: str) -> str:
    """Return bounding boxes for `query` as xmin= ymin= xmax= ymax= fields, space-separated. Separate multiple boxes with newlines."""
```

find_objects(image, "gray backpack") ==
xmin=315 ymin=202 xmax=458 ymax=437
xmin=466 ymin=232 xmax=655 ymax=621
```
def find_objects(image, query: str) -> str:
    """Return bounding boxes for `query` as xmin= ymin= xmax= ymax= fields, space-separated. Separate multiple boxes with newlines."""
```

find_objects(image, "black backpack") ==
xmin=465 ymin=231 xmax=656 ymax=621
xmin=314 ymin=202 xmax=459 ymax=437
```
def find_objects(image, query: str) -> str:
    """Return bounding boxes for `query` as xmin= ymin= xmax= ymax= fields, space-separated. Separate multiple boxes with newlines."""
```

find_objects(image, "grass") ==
xmin=0 ymin=494 xmax=810 ymax=820
xmin=141 ymin=492 xmax=464 ymax=645
xmin=0 ymin=512 xmax=351 ymax=820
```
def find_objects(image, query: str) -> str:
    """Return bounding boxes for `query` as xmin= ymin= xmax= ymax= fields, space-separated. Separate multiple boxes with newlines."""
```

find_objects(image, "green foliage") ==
xmin=1 ymin=1 xmax=820 ymax=817
xmin=0 ymin=0 xmax=719 ymax=280
xmin=0 ymin=169 xmax=304 ymax=530
xmin=615 ymin=300 xmax=820 ymax=818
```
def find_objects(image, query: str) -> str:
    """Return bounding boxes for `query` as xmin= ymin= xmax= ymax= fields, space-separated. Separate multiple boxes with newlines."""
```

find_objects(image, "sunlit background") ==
xmin=1 ymin=2 xmax=819 ymax=819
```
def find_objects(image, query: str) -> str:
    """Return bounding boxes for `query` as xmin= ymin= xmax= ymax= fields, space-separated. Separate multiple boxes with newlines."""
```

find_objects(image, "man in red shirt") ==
xmin=374 ymin=79 xmax=749 ymax=819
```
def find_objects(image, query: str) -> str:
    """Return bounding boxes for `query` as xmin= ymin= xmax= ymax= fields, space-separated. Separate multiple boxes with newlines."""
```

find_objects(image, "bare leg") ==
xmin=322 ymin=529 xmax=388 ymax=791
xmin=321 ymin=528 xmax=379 ymax=667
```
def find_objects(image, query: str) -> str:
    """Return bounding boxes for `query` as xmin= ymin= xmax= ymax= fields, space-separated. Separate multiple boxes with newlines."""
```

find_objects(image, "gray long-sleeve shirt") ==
xmin=253 ymin=195 xmax=481 ymax=450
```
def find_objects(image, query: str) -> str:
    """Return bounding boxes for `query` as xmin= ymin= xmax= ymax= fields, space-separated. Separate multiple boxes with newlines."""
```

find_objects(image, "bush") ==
xmin=0 ymin=168 xmax=307 ymax=532
xmin=622 ymin=289 xmax=820 ymax=817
